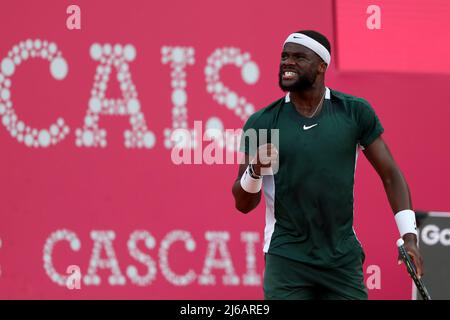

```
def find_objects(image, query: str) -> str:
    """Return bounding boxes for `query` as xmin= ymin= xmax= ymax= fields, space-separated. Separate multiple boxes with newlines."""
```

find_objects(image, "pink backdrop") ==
xmin=0 ymin=0 xmax=449 ymax=299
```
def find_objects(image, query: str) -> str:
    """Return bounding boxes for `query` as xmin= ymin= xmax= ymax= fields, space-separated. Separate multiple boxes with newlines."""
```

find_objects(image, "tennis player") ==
xmin=232 ymin=30 xmax=424 ymax=300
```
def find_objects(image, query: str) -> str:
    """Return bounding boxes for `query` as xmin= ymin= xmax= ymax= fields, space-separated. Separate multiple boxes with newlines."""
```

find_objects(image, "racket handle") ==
xmin=396 ymin=238 xmax=431 ymax=300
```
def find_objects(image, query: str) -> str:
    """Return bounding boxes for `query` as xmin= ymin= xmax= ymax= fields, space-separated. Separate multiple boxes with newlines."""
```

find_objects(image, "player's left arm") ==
xmin=363 ymin=135 xmax=424 ymax=277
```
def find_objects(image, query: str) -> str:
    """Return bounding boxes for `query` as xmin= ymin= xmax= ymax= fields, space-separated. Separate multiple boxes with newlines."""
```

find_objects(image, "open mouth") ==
xmin=282 ymin=71 xmax=298 ymax=80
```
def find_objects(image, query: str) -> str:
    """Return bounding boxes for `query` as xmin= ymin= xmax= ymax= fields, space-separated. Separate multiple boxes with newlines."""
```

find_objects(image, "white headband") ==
xmin=283 ymin=33 xmax=331 ymax=65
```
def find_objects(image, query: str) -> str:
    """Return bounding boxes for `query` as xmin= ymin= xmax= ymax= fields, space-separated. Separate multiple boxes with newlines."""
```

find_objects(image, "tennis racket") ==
xmin=397 ymin=238 xmax=431 ymax=300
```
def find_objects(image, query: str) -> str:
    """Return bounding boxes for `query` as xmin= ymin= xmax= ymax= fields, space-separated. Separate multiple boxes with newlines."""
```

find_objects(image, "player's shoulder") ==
xmin=330 ymin=89 xmax=371 ymax=107
xmin=243 ymin=96 xmax=284 ymax=130
xmin=330 ymin=88 xmax=376 ymax=116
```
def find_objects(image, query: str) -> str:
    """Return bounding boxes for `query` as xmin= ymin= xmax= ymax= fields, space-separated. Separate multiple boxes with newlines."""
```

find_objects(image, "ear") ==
xmin=318 ymin=62 xmax=327 ymax=73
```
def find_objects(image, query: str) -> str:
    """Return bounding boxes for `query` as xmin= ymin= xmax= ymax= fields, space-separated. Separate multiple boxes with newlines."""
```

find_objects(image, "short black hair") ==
xmin=295 ymin=30 xmax=331 ymax=54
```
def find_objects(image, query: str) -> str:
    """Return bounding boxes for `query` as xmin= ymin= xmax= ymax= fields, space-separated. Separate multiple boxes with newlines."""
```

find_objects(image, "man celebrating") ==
xmin=232 ymin=30 xmax=423 ymax=299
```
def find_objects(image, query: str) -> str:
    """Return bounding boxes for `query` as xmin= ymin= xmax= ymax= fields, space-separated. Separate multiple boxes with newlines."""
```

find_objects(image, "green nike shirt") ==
xmin=240 ymin=87 xmax=384 ymax=267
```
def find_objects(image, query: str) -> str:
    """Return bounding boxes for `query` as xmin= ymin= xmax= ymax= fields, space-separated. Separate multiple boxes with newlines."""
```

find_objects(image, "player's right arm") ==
xmin=232 ymin=144 xmax=278 ymax=214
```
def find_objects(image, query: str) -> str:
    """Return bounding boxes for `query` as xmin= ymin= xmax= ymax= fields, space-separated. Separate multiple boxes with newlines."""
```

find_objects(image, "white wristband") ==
xmin=395 ymin=209 xmax=418 ymax=237
xmin=240 ymin=166 xmax=262 ymax=193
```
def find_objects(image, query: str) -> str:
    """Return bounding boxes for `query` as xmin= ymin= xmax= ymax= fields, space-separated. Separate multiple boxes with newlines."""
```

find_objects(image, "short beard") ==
xmin=278 ymin=72 xmax=316 ymax=92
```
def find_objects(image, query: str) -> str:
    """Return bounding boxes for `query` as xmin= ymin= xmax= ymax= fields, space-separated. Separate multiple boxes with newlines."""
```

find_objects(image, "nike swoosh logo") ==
xmin=293 ymin=36 xmax=303 ymax=39
xmin=303 ymin=124 xmax=318 ymax=130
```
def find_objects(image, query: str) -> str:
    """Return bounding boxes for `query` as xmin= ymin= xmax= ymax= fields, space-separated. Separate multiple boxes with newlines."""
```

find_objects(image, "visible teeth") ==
xmin=284 ymin=71 xmax=296 ymax=76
